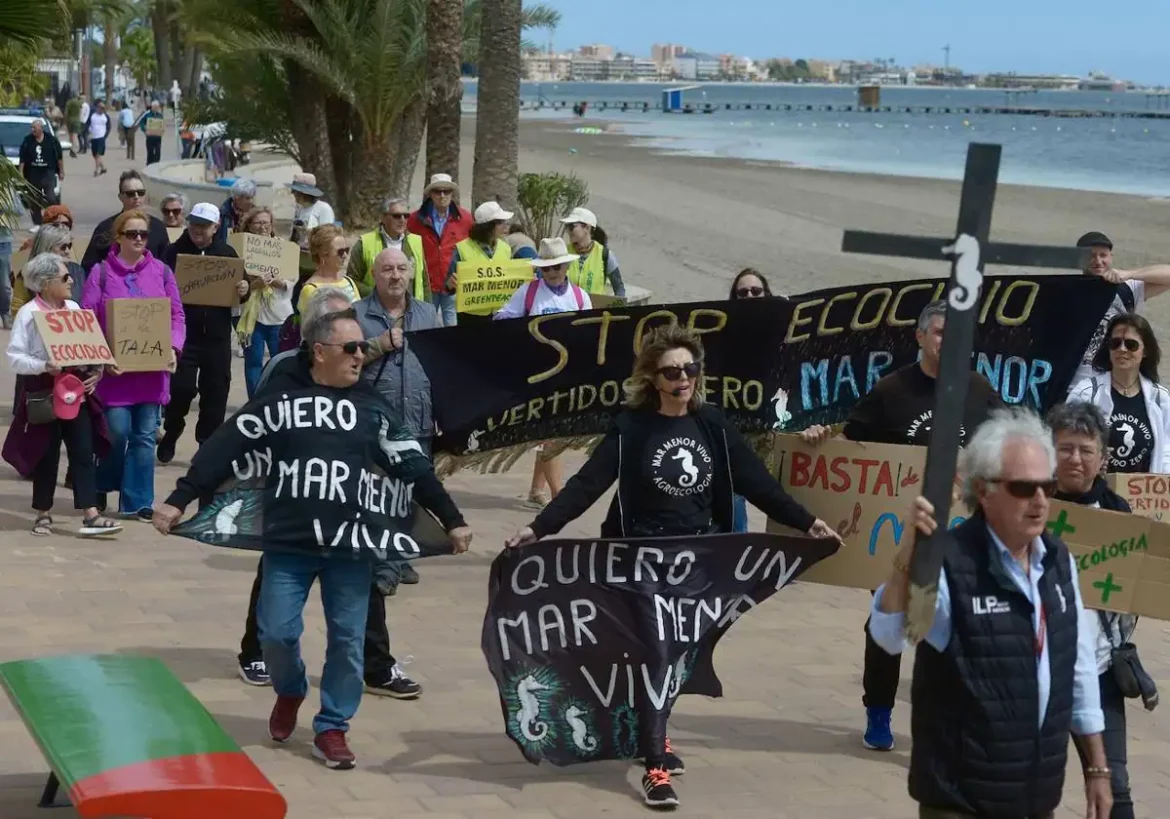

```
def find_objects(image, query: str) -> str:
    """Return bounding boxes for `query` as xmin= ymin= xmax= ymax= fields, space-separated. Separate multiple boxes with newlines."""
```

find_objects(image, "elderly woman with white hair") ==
xmin=160 ymin=192 xmax=186 ymax=229
xmin=2 ymin=253 xmax=122 ymax=538
xmin=870 ymin=407 xmax=1113 ymax=819
xmin=217 ymin=177 xmax=258 ymax=242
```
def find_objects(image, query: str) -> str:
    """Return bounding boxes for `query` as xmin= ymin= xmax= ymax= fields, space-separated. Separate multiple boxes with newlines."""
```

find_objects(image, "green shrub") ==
xmin=515 ymin=172 xmax=588 ymax=243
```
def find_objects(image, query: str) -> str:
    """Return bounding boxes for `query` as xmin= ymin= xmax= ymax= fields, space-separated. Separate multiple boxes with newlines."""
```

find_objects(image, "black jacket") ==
xmin=1054 ymin=476 xmax=1131 ymax=513
xmin=166 ymin=351 xmax=466 ymax=532
xmin=161 ymin=231 xmax=241 ymax=342
xmin=81 ymin=213 xmax=171 ymax=273
xmin=530 ymin=404 xmax=816 ymax=539
xmin=909 ymin=511 xmax=1079 ymax=817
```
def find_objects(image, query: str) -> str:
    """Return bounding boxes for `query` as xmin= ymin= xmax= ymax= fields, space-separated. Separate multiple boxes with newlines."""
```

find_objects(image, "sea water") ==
xmin=465 ymin=81 xmax=1170 ymax=197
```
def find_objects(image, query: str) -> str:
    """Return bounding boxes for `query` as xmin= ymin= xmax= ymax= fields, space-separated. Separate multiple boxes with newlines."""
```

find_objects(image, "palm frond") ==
xmin=1 ymin=0 xmax=68 ymax=45
xmin=520 ymin=2 xmax=558 ymax=30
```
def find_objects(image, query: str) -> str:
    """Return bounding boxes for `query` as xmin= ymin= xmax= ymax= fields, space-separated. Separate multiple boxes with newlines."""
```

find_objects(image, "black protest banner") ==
xmin=413 ymin=275 xmax=1117 ymax=457
xmin=171 ymin=388 xmax=452 ymax=561
xmin=481 ymin=532 xmax=839 ymax=766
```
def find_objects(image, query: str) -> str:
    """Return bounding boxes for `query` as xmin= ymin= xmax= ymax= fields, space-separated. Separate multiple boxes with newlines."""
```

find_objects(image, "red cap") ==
xmin=52 ymin=374 xmax=85 ymax=421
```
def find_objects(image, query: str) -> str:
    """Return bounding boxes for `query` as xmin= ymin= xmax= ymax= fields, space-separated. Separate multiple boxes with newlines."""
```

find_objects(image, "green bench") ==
xmin=0 ymin=653 xmax=286 ymax=819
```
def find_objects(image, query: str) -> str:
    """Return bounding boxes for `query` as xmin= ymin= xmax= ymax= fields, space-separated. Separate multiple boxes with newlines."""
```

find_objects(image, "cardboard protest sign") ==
xmin=412 ymin=275 xmax=1116 ymax=457
xmin=456 ymin=259 xmax=534 ymax=315
xmin=70 ymin=237 xmax=89 ymax=267
xmin=32 ymin=309 xmax=116 ymax=367
xmin=1107 ymin=473 xmax=1170 ymax=521
xmin=173 ymin=254 xmax=245 ymax=307
xmin=229 ymin=233 xmax=301 ymax=282
xmin=11 ymin=248 xmax=30 ymax=278
xmin=482 ymin=533 xmax=839 ymax=766
xmin=166 ymin=227 xmax=184 ymax=243
xmin=145 ymin=117 xmax=166 ymax=137
xmin=770 ymin=435 xmax=1170 ymax=619
xmin=588 ymin=293 xmax=623 ymax=310
xmin=105 ymin=298 xmax=172 ymax=372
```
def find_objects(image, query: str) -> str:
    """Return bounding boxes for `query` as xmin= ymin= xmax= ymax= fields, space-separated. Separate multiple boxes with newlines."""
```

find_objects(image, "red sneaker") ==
xmin=268 ymin=695 xmax=304 ymax=743
xmin=312 ymin=729 xmax=356 ymax=770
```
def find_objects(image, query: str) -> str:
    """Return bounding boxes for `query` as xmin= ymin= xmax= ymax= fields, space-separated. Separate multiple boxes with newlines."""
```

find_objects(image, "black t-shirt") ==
xmin=632 ymin=414 xmax=716 ymax=536
xmin=843 ymin=362 xmax=1001 ymax=446
xmin=1108 ymin=389 xmax=1154 ymax=473
xmin=19 ymin=133 xmax=60 ymax=176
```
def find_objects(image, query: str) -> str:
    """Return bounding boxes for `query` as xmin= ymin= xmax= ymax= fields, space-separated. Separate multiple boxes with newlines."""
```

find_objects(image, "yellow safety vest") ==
xmin=455 ymin=238 xmax=512 ymax=264
xmin=359 ymin=230 xmax=427 ymax=299
xmin=568 ymin=241 xmax=609 ymax=294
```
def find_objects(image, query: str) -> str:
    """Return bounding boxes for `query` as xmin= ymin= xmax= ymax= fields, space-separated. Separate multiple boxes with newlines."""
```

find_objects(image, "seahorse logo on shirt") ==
xmin=1116 ymin=422 xmax=1136 ymax=458
xmin=672 ymin=448 xmax=699 ymax=487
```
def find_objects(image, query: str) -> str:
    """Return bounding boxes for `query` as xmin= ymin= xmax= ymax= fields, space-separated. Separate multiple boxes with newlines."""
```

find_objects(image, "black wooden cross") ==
xmin=841 ymin=142 xmax=1089 ymax=643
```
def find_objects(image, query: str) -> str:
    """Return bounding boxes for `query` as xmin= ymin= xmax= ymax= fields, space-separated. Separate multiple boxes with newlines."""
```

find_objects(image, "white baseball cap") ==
xmin=474 ymin=201 xmax=515 ymax=224
xmin=560 ymin=207 xmax=597 ymax=228
xmin=188 ymin=202 xmax=220 ymax=225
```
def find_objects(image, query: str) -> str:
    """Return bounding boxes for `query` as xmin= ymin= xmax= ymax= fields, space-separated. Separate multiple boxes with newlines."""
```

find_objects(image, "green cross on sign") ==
xmin=1093 ymin=572 xmax=1123 ymax=605
xmin=1046 ymin=510 xmax=1077 ymax=539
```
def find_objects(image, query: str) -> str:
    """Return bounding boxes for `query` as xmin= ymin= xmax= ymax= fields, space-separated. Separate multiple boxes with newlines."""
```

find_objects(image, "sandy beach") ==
xmin=458 ymin=117 xmax=1170 ymax=335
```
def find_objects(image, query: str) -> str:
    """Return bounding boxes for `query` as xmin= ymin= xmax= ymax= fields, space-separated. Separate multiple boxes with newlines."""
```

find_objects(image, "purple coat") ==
xmin=3 ymin=373 xmax=111 ymax=478
xmin=81 ymin=248 xmax=186 ymax=407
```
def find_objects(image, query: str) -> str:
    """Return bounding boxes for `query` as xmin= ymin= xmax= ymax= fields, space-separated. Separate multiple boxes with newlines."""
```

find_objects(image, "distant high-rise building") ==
xmin=651 ymin=43 xmax=688 ymax=67
xmin=578 ymin=43 xmax=616 ymax=61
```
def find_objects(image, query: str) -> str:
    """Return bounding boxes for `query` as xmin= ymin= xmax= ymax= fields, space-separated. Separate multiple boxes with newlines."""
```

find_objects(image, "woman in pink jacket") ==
xmin=82 ymin=209 xmax=186 ymax=520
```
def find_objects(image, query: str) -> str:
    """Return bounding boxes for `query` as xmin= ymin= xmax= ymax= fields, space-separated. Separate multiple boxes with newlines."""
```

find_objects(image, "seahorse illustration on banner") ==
xmin=515 ymin=674 xmax=550 ymax=742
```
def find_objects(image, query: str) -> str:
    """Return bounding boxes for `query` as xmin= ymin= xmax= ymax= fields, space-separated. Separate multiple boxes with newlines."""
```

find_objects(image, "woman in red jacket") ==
xmin=407 ymin=173 xmax=471 ymax=327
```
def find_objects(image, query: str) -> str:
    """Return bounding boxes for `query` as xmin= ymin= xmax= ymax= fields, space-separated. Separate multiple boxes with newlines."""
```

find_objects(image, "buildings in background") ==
xmin=520 ymin=42 xmax=1137 ymax=89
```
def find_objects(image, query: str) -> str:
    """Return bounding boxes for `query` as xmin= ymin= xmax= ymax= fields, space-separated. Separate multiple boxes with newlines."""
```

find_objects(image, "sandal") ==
xmin=79 ymin=515 xmax=123 ymax=538
xmin=31 ymin=514 xmax=53 ymax=537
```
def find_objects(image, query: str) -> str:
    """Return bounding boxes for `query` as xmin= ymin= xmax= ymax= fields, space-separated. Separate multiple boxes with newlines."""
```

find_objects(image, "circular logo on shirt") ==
xmin=649 ymin=437 xmax=713 ymax=497
xmin=905 ymin=410 xmax=967 ymax=444
xmin=1109 ymin=412 xmax=1153 ymax=470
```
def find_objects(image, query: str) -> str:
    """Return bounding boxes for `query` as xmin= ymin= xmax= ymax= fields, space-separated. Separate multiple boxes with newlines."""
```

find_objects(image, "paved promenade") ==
xmin=1 ymin=124 xmax=1169 ymax=819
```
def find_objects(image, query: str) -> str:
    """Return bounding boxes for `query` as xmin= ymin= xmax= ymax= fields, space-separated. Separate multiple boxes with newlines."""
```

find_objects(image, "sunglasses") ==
xmin=736 ymin=286 xmax=765 ymax=297
xmin=1110 ymin=337 xmax=1141 ymax=352
xmin=432 ymin=189 xmax=454 ymax=196
xmin=336 ymin=247 xmax=351 ymax=257
xmin=57 ymin=242 xmax=73 ymax=252
xmin=990 ymin=478 xmax=1058 ymax=499
xmin=388 ymin=212 xmax=410 ymax=220
xmin=121 ymin=189 xmax=147 ymax=198
xmin=657 ymin=362 xmax=702 ymax=382
xmin=120 ymin=229 xmax=150 ymax=240
xmin=319 ymin=340 xmax=370 ymax=355
xmin=52 ymin=218 xmax=73 ymax=228
xmin=162 ymin=208 xmax=183 ymax=216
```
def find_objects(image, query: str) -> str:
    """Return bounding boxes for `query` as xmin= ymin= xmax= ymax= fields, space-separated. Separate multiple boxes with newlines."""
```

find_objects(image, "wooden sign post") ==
xmin=840 ymin=143 xmax=1091 ymax=643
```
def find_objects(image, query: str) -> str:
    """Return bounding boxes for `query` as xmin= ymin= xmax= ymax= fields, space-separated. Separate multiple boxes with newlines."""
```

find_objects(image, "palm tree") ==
xmin=424 ymin=0 xmax=463 ymax=184
xmin=471 ymin=0 xmax=520 ymax=209
xmin=185 ymin=0 xmax=428 ymax=224
xmin=461 ymin=0 xmax=558 ymax=67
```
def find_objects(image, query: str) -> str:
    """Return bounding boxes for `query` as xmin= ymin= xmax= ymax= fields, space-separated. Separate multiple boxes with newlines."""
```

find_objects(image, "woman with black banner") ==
xmin=505 ymin=323 xmax=840 ymax=809
xmin=1068 ymin=313 xmax=1170 ymax=475
xmin=1048 ymin=401 xmax=1157 ymax=819
xmin=4 ymin=253 xmax=121 ymax=537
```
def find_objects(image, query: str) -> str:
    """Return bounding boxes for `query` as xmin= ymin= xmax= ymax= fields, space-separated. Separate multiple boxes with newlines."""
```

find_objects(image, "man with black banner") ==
xmin=870 ymin=409 xmax=1111 ymax=819
xmin=803 ymin=300 xmax=1002 ymax=752
xmin=155 ymin=308 xmax=473 ymax=770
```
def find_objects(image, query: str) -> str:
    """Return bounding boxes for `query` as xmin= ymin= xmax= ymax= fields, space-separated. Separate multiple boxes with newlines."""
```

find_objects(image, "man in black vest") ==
xmin=870 ymin=408 xmax=1111 ymax=819
xmin=803 ymin=300 xmax=1002 ymax=752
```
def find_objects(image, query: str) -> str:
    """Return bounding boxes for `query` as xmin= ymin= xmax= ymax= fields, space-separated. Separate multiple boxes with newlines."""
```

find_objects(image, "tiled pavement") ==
xmin=2 ymin=128 xmax=1170 ymax=819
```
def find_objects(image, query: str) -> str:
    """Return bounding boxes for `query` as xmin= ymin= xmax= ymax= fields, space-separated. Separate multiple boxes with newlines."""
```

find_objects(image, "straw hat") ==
xmin=423 ymin=173 xmax=459 ymax=196
xmin=289 ymin=173 xmax=324 ymax=198
xmin=531 ymin=237 xmax=579 ymax=268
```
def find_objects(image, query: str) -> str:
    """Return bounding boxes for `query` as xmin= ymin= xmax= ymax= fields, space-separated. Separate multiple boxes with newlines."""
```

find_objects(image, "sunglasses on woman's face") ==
xmin=335 ymin=247 xmax=350 ymax=257
xmin=657 ymin=362 xmax=702 ymax=382
xmin=57 ymin=243 xmax=73 ymax=252
xmin=736 ymin=286 xmax=765 ymax=297
xmin=990 ymin=478 xmax=1058 ymax=499
xmin=121 ymin=230 xmax=149 ymax=240
xmin=319 ymin=340 xmax=370 ymax=355
xmin=1110 ymin=337 xmax=1141 ymax=352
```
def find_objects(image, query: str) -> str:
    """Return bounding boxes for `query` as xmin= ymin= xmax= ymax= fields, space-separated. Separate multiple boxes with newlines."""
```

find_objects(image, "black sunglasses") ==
xmin=121 ymin=189 xmax=147 ymax=198
xmin=736 ymin=286 xmax=765 ymax=297
xmin=319 ymin=340 xmax=370 ymax=355
xmin=388 ymin=212 xmax=410 ymax=219
xmin=657 ymin=362 xmax=702 ymax=382
xmin=120 ymin=229 xmax=149 ymax=240
xmin=162 ymin=207 xmax=183 ymax=216
xmin=1110 ymin=337 xmax=1141 ymax=352
xmin=58 ymin=242 xmax=73 ymax=251
xmin=990 ymin=478 xmax=1058 ymax=499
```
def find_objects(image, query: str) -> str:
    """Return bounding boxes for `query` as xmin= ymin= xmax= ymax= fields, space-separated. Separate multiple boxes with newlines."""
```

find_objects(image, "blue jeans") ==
xmin=258 ymin=552 xmax=372 ymax=734
xmin=244 ymin=323 xmax=283 ymax=399
xmin=97 ymin=403 xmax=160 ymax=513
xmin=0 ymin=242 xmax=12 ymax=317
xmin=431 ymin=292 xmax=457 ymax=326
xmin=732 ymin=494 xmax=749 ymax=533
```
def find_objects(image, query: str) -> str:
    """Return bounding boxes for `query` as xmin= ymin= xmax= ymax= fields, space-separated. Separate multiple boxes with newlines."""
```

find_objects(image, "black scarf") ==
xmin=1054 ymin=476 xmax=1130 ymax=512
